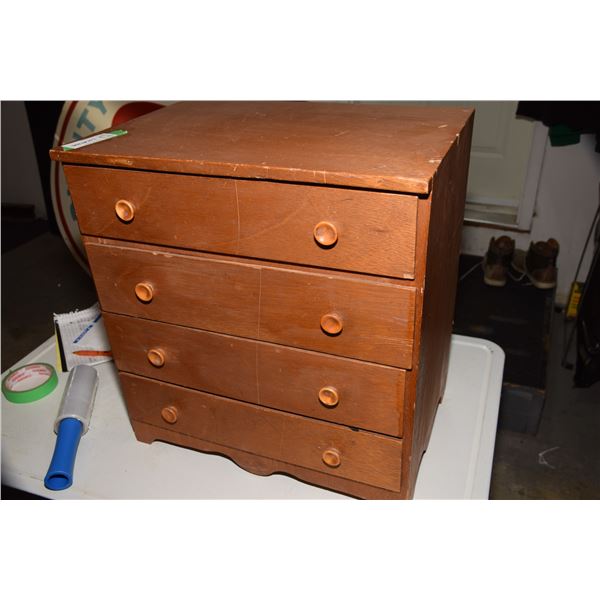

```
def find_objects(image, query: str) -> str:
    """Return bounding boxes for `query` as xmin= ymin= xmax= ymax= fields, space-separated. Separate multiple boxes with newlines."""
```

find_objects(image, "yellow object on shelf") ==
xmin=566 ymin=281 xmax=584 ymax=320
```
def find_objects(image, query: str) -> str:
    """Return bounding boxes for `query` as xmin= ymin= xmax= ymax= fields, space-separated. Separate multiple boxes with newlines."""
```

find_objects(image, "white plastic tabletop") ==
xmin=1 ymin=334 xmax=504 ymax=499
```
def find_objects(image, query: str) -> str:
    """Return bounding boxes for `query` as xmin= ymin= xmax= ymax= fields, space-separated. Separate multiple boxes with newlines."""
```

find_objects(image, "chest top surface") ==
xmin=50 ymin=101 xmax=473 ymax=195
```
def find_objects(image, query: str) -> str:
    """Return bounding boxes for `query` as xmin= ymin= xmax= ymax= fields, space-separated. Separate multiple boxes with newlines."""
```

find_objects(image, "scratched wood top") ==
xmin=49 ymin=102 xmax=473 ymax=194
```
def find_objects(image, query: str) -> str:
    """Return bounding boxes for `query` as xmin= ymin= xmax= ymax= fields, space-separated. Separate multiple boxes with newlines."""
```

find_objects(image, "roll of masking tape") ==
xmin=2 ymin=363 xmax=59 ymax=404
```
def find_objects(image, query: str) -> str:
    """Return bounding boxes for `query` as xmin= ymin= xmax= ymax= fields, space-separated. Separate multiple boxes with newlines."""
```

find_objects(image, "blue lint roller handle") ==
xmin=44 ymin=364 xmax=99 ymax=491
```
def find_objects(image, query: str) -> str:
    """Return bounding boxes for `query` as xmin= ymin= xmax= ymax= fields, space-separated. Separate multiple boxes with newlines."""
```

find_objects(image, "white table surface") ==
xmin=1 ymin=334 xmax=504 ymax=499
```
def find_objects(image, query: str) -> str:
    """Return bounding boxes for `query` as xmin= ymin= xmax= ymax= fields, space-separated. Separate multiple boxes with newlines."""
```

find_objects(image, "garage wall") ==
xmin=461 ymin=131 xmax=600 ymax=304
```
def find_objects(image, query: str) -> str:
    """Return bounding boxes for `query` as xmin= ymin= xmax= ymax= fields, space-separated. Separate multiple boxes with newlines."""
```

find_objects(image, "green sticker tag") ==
xmin=62 ymin=129 xmax=128 ymax=151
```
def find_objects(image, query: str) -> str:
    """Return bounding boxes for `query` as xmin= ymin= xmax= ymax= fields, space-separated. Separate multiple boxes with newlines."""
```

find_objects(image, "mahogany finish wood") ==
xmin=121 ymin=373 xmax=403 ymax=492
xmin=53 ymin=102 xmax=474 ymax=499
xmin=259 ymin=267 xmax=415 ymax=367
xmin=103 ymin=312 xmax=405 ymax=436
xmin=51 ymin=101 xmax=473 ymax=195
xmin=86 ymin=240 xmax=262 ymax=339
xmin=234 ymin=179 xmax=417 ymax=279
xmin=255 ymin=340 xmax=406 ymax=436
xmin=65 ymin=165 xmax=418 ymax=279
xmin=86 ymin=240 xmax=416 ymax=367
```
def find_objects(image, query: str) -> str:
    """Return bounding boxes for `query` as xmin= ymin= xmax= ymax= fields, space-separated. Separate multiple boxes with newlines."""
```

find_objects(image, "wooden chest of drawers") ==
xmin=50 ymin=101 xmax=473 ymax=499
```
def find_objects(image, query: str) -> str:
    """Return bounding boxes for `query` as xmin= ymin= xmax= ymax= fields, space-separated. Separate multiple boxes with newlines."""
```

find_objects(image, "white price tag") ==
xmin=62 ymin=129 xmax=127 ymax=151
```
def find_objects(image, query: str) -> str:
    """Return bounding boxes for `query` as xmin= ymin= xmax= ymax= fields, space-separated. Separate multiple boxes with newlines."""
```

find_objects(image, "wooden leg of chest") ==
xmin=130 ymin=420 xmax=408 ymax=500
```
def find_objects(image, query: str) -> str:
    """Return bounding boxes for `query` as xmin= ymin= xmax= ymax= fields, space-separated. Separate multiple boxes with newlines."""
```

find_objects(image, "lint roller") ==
xmin=44 ymin=364 xmax=99 ymax=491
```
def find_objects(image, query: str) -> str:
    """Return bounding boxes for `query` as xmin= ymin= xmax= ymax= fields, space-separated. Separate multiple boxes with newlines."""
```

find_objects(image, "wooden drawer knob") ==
xmin=115 ymin=199 xmax=135 ymax=222
xmin=135 ymin=282 xmax=154 ymax=302
xmin=147 ymin=348 xmax=165 ymax=367
xmin=320 ymin=312 xmax=343 ymax=336
xmin=318 ymin=386 xmax=339 ymax=407
xmin=313 ymin=221 xmax=338 ymax=247
xmin=161 ymin=406 xmax=178 ymax=424
xmin=322 ymin=448 xmax=341 ymax=468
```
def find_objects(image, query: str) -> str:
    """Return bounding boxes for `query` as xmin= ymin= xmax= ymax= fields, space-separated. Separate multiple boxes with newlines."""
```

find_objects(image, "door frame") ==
xmin=464 ymin=122 xmax=547 ymax=232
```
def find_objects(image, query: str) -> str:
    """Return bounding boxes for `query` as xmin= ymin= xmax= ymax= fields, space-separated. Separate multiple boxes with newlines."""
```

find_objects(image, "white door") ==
xmin=443 ymin=101 xmax=544 ymax=229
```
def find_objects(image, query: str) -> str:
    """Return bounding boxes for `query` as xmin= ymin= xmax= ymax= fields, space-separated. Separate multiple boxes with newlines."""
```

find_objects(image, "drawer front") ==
xmin=66 ymin=166 xmax=417 ymax=279
xmin=259 ymin=267 xmax=415 ymax=367
xmin=104 ymin=313 xmax=405 ymax=436
xmin=66 ymin=166 xmax=239 ymax=251
xmin=121 ymin=373 xmax=403 ymax=491
xmin=86 ymin=240 xmax=416 ymax=367
xmin=86 ymin=240 xmax=262 ymax=339
xmin=235 ymin=179 xmax=417 ymax=279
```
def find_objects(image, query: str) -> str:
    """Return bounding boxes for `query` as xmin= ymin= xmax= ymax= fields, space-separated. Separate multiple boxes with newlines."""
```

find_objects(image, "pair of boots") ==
xmin=483 ymin=236 xmax=559 ymax=289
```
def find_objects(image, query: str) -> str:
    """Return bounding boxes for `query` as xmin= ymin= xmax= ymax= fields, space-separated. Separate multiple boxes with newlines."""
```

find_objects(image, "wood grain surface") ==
xmin=85 ymin=239 xmax=262 ymax=339
xmin=51 ymin=101 xmax=473 ymax=194
xmin=259 ymin=267 xmax=415 ymax=368
xmin=85 ymin=239 xmax=416 ymax=367
xmin=65 ymin=165 xmax=238 ymax=250
xmin=121 ymin=373 xmax=403 ymax=491
xmin=234 ymin=178 xmax=417 ymax=279
xmin=103 ymin=313 xmax=405 ymax=435
xmin=65 ymin=165 xmax=418 ymax=279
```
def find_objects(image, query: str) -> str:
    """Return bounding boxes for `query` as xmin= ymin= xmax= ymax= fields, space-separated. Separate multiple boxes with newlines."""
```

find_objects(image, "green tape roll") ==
xmin=2 ymin=363 xmax=59 ymax=404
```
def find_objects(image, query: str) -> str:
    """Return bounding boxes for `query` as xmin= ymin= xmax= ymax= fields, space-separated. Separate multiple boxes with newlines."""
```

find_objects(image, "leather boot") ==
xmin=511 ymin=238 xmax=559 ymax=289
xmin=483 ymin=236 xmax=515 ymax=287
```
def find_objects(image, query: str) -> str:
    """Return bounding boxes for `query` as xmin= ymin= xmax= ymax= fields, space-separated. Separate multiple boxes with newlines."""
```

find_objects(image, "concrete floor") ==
xmin=452 ymin=252 xmax=599 ymax=498
xmin=490 ymin=316 xmax=600 ymax=499
xmin=2 ymin=229 xmax=599 ymax=499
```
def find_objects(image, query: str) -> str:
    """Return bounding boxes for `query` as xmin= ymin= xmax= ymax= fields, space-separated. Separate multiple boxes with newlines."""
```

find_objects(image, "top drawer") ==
xmin=64 ymin=166 xmax=418 ymax=279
